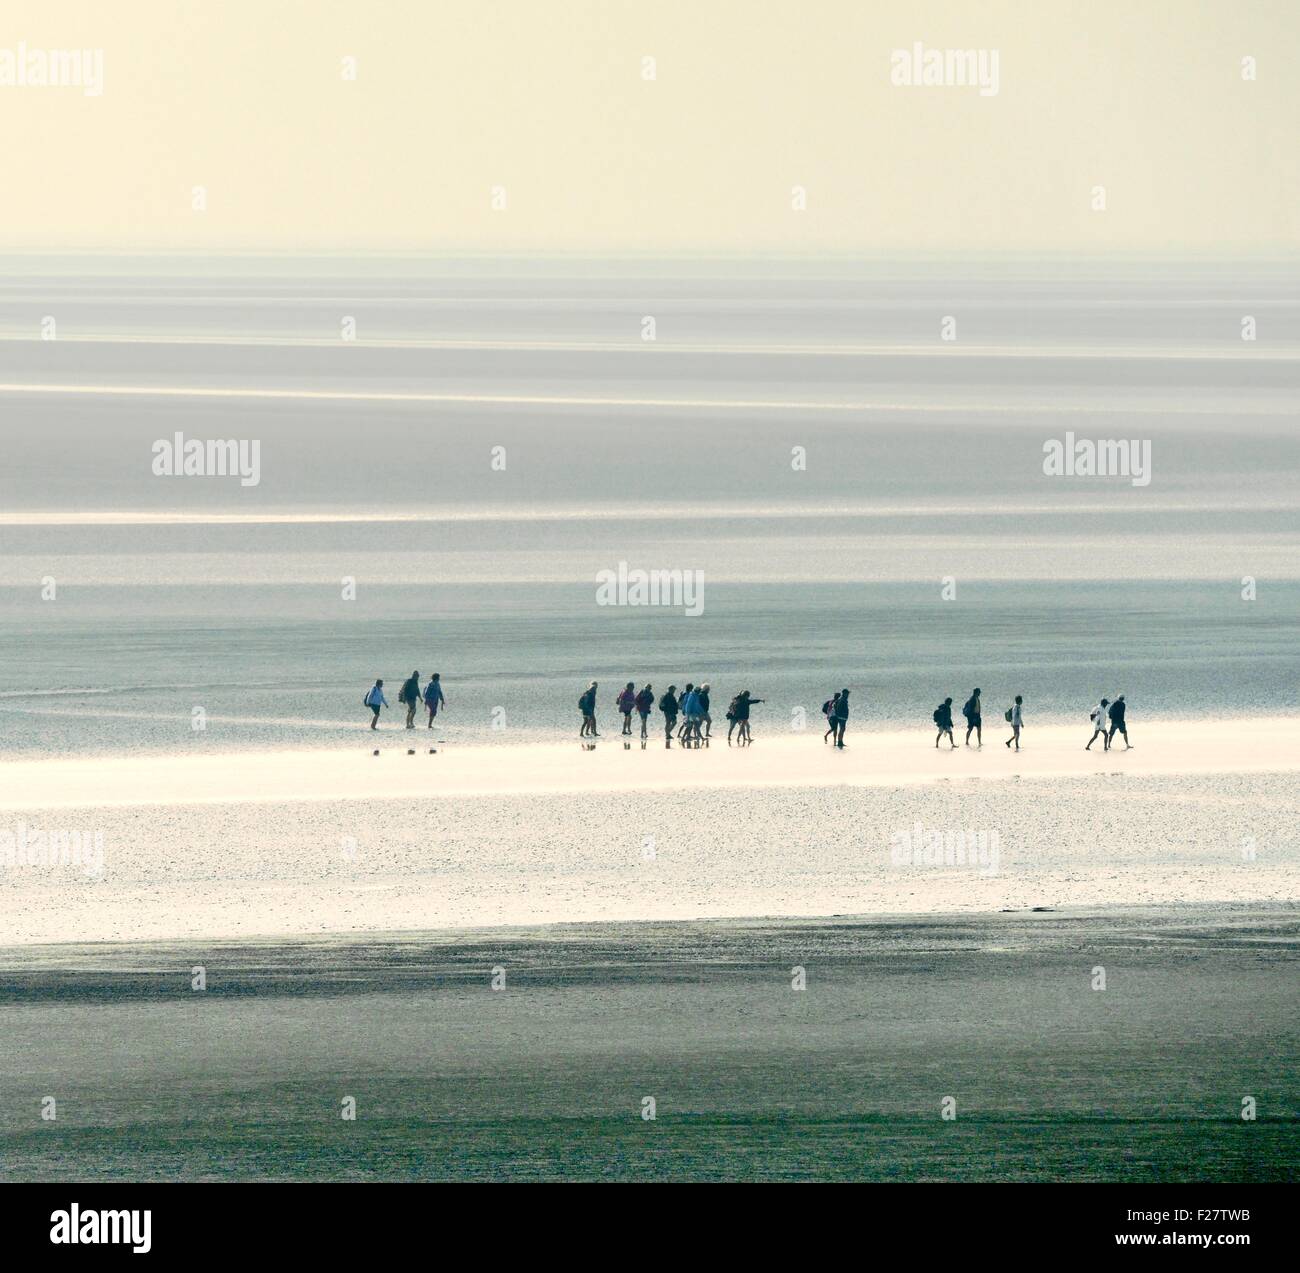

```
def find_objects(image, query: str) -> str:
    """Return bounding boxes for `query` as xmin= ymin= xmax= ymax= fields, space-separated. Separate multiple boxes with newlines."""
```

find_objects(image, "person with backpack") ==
xmin=822 ymin=692 xmax=840 ymax=743
xmin=579 ymin=681 xmax=599 ymax=737
xmin=962 ymin=689 xmax=982 ymax=747
xmin=635 ymin=684 xmax=655 ymax=739
xmin=1086 ymin=698 xmax=1110 ymax=751
xmin=423 ymin=673 xmax=446 ymax=729
xmin=726 ymin=692 xmax=744 ymax=744
xmin=1107 ymin=694 xmax=1130 ymax=749
xmin=364 ymin=679 xmax=389 ymax=729
xmin=659 ymin=685 xmax=679 ymax=741
xmin=398 ymin=671 xmax=422 ymax=729
xmin=616 ymin=682 xmax=636 ymax=735
xmin=733 ymin=690 xmax=765 ymax=744
xmin=933 ymin=697 xmax=955 ymax=748
xmin=831 ymin=688 xmax=850 ymax=748
xmin=1004 ymin=695 xmax=1023 ymax=750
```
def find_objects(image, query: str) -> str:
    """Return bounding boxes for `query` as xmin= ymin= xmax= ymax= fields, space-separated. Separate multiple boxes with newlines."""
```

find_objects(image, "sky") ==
xmin=0 ymin=0 xmax=1296 ymax=255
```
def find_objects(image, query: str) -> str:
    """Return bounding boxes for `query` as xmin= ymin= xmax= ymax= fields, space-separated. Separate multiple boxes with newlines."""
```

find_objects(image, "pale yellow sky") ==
xmin=0 ymin=0 xmax=1295 ymax=254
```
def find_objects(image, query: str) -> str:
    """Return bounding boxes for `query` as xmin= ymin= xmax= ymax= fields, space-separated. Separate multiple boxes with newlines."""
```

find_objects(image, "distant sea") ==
xmin=2 ymin=260 xmax=1297 ymax=758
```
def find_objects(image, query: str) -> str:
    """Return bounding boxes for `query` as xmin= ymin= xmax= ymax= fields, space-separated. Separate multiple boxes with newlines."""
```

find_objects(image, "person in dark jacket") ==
xmin=697 ymin=683 xmax=712 ymax=739
xmin=659 ymin=685 xmax=679 ymax=741
xmin=635 ymin=684 xmax=654 ymax=739
xmin=934 ymin=697 xmax=955 ymax=748
xmin=423 ymin=673 xmax=446 ymax=729
xmin=962 ymin=689 xmax=982 ymax=747
xmin=832 ymin=689 xmax=850 ymax=748
xmin=579 ymin=681 xmax=599 ymax=737
xmin=1107 ymin=694 xmax=1130 ymax=749
xmin=398 ymin=671 xmax=421 ymax=729
xmin=733 ymin=690 xmax=765 ymax=745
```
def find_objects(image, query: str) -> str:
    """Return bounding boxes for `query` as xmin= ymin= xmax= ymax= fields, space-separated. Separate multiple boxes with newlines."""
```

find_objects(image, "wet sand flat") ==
xmin=0 ymin=905 xmax=1294 ymax=1182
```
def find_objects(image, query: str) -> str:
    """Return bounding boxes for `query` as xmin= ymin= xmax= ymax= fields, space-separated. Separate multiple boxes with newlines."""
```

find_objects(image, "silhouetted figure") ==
xmin=423 ymin=673 xmax=446 ymax=729
xmin=398 ymin=671 xmax=421 ymax=729
xmin=579 ymin=681 xmax=599 ymax=737
xmin=963 ymin=689 xmax=982 ymax=747
xmin=616 ymin=682 xmax=636 ymax=735
xmin=635 ymin=684 xmax=654 ymax=739
xmin=734 ymin=690 xmax=765 ymax=744
xmin=832 ymin=688 xmax=850 ymax=748
xmin=659 ymin=685 xmax=679 ymax=741
xmin=1107 ymin=694 xmax=1130 ymax=749
xmin=726 ymin=693 xmax=743 ymax=744
xmin=934 ymin=697 xmax=955 ymax=748
xmin=822 ymin=692 xmax=840 ymax=743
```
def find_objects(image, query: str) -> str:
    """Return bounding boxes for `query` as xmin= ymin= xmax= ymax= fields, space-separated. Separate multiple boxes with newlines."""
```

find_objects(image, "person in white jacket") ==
xmin=1086 ymin=698 xmax=1110 ymax=751
xmin=1004 ymin=695 xmax=1023 ymax=750
xmin=364 ymin=679 xmax=390 ymax=730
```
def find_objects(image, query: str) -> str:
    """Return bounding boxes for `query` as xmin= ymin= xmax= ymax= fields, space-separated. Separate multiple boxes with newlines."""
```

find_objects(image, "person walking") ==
xmin=398 ymin=671 xmax=422 ymax=729
xmin=734 ymin=690 xmax=766 ymax=744
xmin=1004 ymin=695 xmax=1023 ymax=750
xmin=963 ymin=689 xmax=983 ymax=747
xmin=822 ymin=692 xmax=840 ymax=743
xmin=832 ymin=688 xmax=850 ymax=748
xmin=579 ymin=681 xmax=599 ymax=737
xmin=423 ymin=673 xmax=446 ymax=728
xmin=726 ymin=692 xmax=743 ymax=744
xmin=697 ymin=683 xmax=712 ymax=739
xmin=1107 ymin=694 xmax=1131 ymax=749
xmin=635 ymin=684 xmax=655 ymax=739
xmin=681 ymin=685 xmax=702 ymax=744
xmin=933 ymin=697 xmax=956 ymax=748
xmin=616 ymin=682 xmax=636 ymax=735
xmin=364 ymin=679 xmax=389 ymax=730
xmin=659 ymin=685 xmax=679 ymax=741
xmin=1086 ymin=698 xmax=1110 ymax=751
xmin=677 ymin=684 xmax=695 ymax=741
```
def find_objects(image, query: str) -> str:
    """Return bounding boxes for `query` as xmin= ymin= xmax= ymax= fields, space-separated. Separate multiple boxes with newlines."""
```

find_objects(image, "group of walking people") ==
xmin=926 ymin=689 xmax=1130 ymax=752
xmin=580 ymin=681 xmax=765 ymax=745
xmin=363 ymin=671 xmax=447 ymax=730
xmin=929 ymin=689 xmax=1025 ymax=750
xmin=362 ymin=674 xmax=1131 ymax=753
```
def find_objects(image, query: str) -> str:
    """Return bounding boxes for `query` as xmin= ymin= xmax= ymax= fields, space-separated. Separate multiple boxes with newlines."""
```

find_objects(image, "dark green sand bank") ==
xmin=1 ymin=905 xmax=1294 ymax=1182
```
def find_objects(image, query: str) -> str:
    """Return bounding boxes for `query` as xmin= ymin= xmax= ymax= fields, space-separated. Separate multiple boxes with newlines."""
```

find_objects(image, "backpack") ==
xmin=962 ymin=696 xmax=975 ymax=719
xmin=822 ymin=699 xmax=834 ymax=717
xmin=659 ymin=693 xmax=674 ymax=713
xmin=364 ymin=692 xmax=371 ymax=707
xmin=932 ymin=708 xmax=942 ymax=724
xmin=726 ymin=696 xmax=741 ymax=720
xmin=1090 ymin=706 xmax=1100 ymax=723
xmin=1004 ymin=707 xmax=1013 ymax=723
